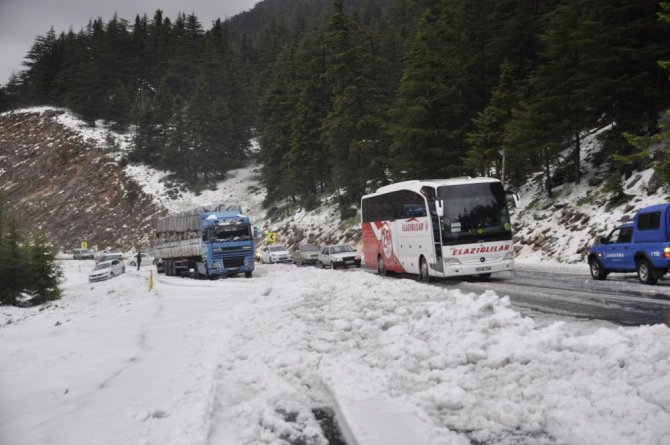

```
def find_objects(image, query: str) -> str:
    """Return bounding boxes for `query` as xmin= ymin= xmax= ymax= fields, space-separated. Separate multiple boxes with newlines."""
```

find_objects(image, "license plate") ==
xmin=476 ymin=266 xmax=491 ymax=272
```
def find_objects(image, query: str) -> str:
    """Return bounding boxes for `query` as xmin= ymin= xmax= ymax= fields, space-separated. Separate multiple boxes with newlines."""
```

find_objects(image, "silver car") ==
xmin=292 ymin=244 xmax=320 ymax=266
xmin=72 ymin=248 xmax=94 ymax=260
xmin=318 ymin=244 xmax=361 ymax=269
xmin=89 ymin=259 xmax=125 ymax=282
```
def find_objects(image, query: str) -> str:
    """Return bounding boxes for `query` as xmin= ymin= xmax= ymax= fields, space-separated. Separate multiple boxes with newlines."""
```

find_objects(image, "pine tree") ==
xmin=107 ymin=80 xmax=132 ymax=130
xmin=465 ymin=59 xmax=521 ymax=181
xmin=321 ymin=0 xmax=390 ymax=214
xmin=25 ymin=231 xmax=62 ymax=305
xmin=0 ymin=217 xmax=26 ymax=307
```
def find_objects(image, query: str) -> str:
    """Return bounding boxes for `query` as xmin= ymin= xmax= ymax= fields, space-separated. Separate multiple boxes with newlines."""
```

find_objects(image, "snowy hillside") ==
xmin=513 ymin=127 xmax=670 ymax=264
xmin=43 ymin=107 xmax=357 ymax=249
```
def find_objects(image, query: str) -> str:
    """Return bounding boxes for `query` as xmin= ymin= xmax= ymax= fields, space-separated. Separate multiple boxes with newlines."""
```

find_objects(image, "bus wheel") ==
xmin=377 ymin=256 xmax=386 ymax=276
xmin=419 ymin=257 xmax=432 ymax=282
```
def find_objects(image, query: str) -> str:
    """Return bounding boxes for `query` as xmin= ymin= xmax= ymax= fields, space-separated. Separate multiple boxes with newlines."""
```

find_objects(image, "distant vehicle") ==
xmin=88 ymin=259 xmax=125 ymax=282
xmin=292 ymin=243 xmax=320 ymax=266
xmin=72 ymin=248 xmax=94 ymax=260
xmin=360 ymin=178 xmax=516 ymax=281
xmin=95 ymin=252 xmax=124 ymax=264
xmin=260 ymin=245 xmax=292 ymax=264
xmin=587 ymin=203 xmax=670 ymax=284
xmin=128 ymin=252 xmax=156 ymax=268
xmin=318 ymin=244 xmax=361 ymax=269
xmin=154 ymin=204 xmax=255 ymax=279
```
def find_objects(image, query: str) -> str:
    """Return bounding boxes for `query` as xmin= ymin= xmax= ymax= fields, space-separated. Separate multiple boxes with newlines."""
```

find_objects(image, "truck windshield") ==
xmin=206 ymin=224 xmax=251 ymax=242
xmin=437 ymin=182 xmax=512 ymax=245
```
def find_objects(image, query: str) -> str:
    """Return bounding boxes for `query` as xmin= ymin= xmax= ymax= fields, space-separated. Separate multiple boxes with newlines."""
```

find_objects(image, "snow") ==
xmin=3 ymin=107 xmax=670 ymax=444
xmin=1 ymin=262 xmax=669 ymax=445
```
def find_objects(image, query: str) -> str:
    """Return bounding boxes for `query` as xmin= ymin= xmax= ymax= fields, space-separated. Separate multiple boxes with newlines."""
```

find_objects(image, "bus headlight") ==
xmin=444 ymin=258 xmax=461 ymax=265
xmin=503 ymin=252 xmax=514 ymax=260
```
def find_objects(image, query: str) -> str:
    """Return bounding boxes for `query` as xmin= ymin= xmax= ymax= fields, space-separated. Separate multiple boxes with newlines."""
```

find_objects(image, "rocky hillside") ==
xmin=0 ymin=109 xmax=161 ymax=252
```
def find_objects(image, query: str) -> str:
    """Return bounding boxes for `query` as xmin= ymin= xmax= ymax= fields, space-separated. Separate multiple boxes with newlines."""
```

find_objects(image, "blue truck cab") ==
xmin=198 ymin=211 xmax=256 ymax=278
xmin=587 ymin=203 xmax=670 ymax=284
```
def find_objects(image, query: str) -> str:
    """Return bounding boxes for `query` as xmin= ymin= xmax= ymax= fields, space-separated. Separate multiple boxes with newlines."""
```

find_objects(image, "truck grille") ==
xmin=212 ymin=246 xmax=249 ymax=268
xmin=223 ymin=256 xmax=245 ymax=268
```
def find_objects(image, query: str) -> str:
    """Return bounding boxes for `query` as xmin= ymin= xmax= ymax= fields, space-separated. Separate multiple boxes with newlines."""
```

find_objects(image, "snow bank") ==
xmin=1 ymin=262 xmax=667 ymax=445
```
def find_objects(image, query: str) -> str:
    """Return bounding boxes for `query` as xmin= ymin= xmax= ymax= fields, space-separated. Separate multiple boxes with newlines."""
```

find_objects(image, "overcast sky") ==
xmin=0 ymin=0 xmax=261 ymax=85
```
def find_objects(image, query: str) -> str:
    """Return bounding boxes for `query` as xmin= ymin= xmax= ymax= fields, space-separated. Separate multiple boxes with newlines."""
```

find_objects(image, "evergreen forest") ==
xmin=2 ymin=0 xmax=670 ymax=217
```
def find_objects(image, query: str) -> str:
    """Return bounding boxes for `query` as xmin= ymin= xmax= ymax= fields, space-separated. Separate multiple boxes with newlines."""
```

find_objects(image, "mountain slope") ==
xmin=0 ymin=109 xmax=161 ymax=252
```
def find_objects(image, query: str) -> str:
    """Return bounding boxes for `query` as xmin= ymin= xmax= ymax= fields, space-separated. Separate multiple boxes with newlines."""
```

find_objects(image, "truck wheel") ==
xmin=589 ymin=258 xmax=608 ymax=280
xmin=636 ymin=259 xmax=658 ymax=285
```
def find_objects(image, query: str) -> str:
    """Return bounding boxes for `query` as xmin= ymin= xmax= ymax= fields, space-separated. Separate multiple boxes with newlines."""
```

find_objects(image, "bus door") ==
xmin=422 ymin=187 xmax=444 ymax=273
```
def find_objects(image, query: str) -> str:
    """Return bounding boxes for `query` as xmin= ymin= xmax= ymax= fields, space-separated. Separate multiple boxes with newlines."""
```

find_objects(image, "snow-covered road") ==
xmin=1 ymin=261 xmax=670 ymax=445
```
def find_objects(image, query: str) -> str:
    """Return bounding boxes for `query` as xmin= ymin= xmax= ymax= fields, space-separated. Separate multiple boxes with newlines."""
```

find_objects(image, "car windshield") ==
xmin=331 ymin=245 xmax=354 ymax=254
xmin=269 ymin=245 xmax=287 ymax=252
xmin=300 ymin=245 xmax=319 ymax=252
xmin=93 ymin=263 xmax=111 ymax=270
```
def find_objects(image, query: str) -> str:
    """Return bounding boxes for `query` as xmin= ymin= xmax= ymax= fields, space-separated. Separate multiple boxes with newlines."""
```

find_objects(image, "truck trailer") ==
xmin=154 ymin=204 xmax=255 ymax=279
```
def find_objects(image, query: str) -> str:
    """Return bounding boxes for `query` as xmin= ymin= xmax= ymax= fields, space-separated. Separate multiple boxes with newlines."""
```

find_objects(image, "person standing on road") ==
xmin=136 ymin=251 xmax=142 ymax=270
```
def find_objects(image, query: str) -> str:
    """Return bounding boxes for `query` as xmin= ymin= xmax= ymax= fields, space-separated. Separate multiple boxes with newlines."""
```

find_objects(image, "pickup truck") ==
xmin=587 ymin=203 xmax=670 ymax=284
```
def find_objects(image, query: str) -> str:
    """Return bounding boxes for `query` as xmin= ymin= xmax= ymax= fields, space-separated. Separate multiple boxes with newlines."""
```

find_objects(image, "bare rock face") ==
xmin=0 ymin=110 xmax=161 ymax=252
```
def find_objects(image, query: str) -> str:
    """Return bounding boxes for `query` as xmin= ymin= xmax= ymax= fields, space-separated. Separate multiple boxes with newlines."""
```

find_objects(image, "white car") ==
xmin=89 ymin=259 xmax=125 ymax=282
xmin=260 ymin=245 xmax=292 ymax=264
xmin=318 ymin=244 xmax=361 ymax=269
xmin=128 ymin=252 xmax=156 ymax=268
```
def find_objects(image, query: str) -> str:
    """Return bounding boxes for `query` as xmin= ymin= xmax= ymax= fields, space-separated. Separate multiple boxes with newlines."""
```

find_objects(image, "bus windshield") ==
xmin=437 ymin=182 xmax=511 ymax=245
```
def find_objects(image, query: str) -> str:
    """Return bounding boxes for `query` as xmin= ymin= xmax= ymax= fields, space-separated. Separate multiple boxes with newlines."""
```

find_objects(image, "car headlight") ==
xmin=335 ymin=257 xmax=344 ymax=262
xmin=355 ymin=256 xmax=361 ymax=260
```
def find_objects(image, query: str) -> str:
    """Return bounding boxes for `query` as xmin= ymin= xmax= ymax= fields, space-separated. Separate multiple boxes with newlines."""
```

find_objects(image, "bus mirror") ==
xmin=435 ymin=200 xmax=444 ymax=217
xmin=505 ymin=190 xmax=519 ymax=208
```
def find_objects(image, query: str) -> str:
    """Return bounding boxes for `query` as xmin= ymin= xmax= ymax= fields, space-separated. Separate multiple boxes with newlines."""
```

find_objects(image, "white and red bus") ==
xmin=361 ymin=177 xmax=515 ymax=280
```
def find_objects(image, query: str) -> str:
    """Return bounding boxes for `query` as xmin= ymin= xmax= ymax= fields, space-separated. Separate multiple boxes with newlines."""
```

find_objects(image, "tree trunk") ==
xmin=574 ymin=131 xmax=581 ymax=184
xmin=543 ymin=147 xmax=552 ymax=198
